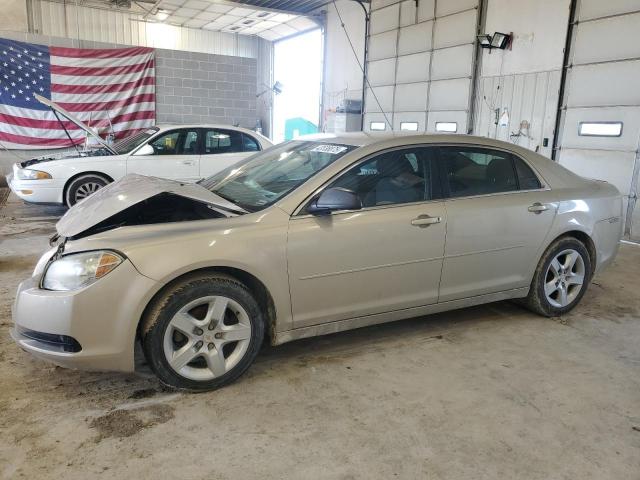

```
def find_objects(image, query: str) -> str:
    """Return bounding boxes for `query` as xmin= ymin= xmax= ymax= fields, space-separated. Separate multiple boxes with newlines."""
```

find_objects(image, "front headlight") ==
xmin=42 ymin=250 xmax=124 ymax=291
xmin=16 ymin=168 xmax=52 ymax=180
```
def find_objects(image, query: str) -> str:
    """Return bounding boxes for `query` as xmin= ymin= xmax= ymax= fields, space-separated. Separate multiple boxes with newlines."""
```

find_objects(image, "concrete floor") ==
xmin=0 ymin=190 xmax=639 ymax=480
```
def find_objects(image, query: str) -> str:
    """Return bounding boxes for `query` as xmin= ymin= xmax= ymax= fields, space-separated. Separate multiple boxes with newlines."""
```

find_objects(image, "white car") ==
xmin=7 ymin=97 xmax=272 ymax=206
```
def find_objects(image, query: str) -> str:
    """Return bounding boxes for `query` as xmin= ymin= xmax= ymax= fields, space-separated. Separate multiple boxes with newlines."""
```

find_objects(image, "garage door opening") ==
xmin=273 ymin=29 xmax=323 ymax=143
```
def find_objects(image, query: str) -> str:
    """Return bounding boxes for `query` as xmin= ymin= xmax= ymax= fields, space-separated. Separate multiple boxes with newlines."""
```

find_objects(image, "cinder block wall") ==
xmin=0 ymin=31 xmax=262 ymax=181
xmin=155 ymin=49 xmax=257 ymax=128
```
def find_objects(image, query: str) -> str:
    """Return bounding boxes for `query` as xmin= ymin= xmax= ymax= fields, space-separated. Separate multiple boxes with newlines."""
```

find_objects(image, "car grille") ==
xmin=17 ymin=327 xmax=82 ymax=353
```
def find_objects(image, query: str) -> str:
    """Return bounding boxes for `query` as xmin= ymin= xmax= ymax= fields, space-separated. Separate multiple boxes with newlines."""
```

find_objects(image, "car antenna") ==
xmin=50 ymin=107 xmax=81 ymax=155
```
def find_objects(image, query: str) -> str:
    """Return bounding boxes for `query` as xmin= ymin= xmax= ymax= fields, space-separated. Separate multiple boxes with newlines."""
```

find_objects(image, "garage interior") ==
xmin=0 ymin=0 xmax=639 ymax=477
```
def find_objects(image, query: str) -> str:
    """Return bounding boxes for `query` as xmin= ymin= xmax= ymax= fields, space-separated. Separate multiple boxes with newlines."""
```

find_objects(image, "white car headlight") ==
xmin=16 ymin=168 xmax=52 ymax=180
xmin=42 ymin=250 xmax=124 ymax=291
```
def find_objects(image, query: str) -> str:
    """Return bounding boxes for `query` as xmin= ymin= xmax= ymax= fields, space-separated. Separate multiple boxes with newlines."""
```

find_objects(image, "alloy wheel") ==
xmin=163 ymin=296 xmax=252 ymax=381
xmin=544 ymin=248 xmax=586 ymax=308
xmin=74 ymin=182 xmax=103 ymax=202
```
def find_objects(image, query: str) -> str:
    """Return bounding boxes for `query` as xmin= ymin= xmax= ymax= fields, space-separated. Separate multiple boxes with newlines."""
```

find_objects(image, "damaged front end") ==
xmin=70 ymin=192 xmax=230 ymax=239
xmin=55 ymin=173 xmax=246 ymax=239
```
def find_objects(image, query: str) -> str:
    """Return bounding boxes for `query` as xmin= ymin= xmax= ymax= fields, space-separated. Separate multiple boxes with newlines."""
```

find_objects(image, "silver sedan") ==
xmin=11 ymin=133 xmax=623 ymax=391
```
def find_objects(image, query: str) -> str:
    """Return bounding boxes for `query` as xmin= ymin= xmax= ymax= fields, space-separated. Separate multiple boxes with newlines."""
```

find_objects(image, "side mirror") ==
xmin=133 ymin=143 xmax=154 ymax=156
xmin=307 ymin=187 xmax=362 ymax=215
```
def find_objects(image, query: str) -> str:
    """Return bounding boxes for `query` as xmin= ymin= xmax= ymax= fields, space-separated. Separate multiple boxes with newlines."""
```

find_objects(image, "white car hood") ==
xmin=35 ymin=93 xmax=117 ymax=155
xmin=56 ymin=174 xmax=246 ymax=237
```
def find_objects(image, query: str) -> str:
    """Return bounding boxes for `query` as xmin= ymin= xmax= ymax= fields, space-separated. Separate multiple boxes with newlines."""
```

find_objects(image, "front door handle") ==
xmin=528 ymin=202 xmax=549 ymax=214
xmin=182 ymin=160 xmax=195 ymax=165
xmin=411 ymin=215 xmax=442 ymax=227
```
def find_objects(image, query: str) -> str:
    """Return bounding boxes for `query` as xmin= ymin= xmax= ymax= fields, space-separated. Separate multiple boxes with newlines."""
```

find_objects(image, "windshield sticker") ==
xmin=310 ymin=145 xmax=348 ymax=155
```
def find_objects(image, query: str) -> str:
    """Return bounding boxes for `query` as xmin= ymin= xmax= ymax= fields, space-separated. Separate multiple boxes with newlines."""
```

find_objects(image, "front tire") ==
xmin=141 ymin=273 xmax=264 ymax=391
xmin=65 ymin=174 xmax=109 ymax=207
xmin=525 ymin=237 xmax=592 ymax=317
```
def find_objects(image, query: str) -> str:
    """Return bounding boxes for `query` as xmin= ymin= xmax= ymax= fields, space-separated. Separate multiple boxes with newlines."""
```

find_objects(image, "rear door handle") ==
xmin=182 ymin=160 xmax=195 ymax=165
xmin=528 ymin=202 xmax=549 ymax=214
xmin=411 ymin=215 xmax=442 ymax=227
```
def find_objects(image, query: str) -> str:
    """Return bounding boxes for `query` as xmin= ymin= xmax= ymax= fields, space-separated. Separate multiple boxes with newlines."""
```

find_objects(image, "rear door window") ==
xmin=204 ymin=129 xmax=243 ymax=154
xmin=440 ymin=147 xmax=518 ymax=197
xmin=242 ymin=134 xmax=261 ymax=152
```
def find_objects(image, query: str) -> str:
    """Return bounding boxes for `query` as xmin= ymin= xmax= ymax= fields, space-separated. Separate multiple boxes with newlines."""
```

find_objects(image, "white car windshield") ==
xmin=112 ymin=127 xmax=159 ymax=154
xmin=199 ymin=141 xmax=356 ymax=212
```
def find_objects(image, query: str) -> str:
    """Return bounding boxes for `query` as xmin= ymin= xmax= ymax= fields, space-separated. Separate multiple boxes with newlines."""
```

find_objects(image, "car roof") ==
xmin=298 ymin=132 xmax=522 ymax=149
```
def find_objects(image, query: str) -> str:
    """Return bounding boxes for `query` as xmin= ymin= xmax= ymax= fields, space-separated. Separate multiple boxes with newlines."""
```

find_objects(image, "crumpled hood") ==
xmin=56 ymin=174 xmax=245 ymax=237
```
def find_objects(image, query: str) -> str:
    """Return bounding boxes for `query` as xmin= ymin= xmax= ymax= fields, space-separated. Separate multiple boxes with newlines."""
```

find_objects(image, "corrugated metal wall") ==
xmin=34 ymin=0 xmax=259 ymax=58
xmin=473 ymin=70 xmax=561 ymax=157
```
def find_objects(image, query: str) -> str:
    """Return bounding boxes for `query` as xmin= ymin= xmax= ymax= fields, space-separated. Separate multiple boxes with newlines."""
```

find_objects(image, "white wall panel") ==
xmin=573 ymin=13 xmax=640 ymax=64
xmin=364 ymin=0 xmax=477 ymax=132
xmin=370 ymin=3 xmax=400 ymax=34
xmin=578 ymin=0 xmax=640 ymax=20
xmin=417 ymin=0 xmax=436 ymax=22
xmin=371 ymin=0 xmax=399 ymax=11
xmin=397 ymin=21 xmax=432 ymax=56
xmin=426 ymin=110 xmax=468 ymax=133
xmin=433 ymin=9 xmax=476 ymax=48
xmin=368 ymin=30 xmax=398 ymax=60
xmin=558 ymin=149 xmax=636 ymax=195
xmin=394 ymin=82 xmax=428 ymax=111
xmin=436 ymin=0 xmax=477 ymax=17
xmin=431 ymin=44 xmax=473 ymax=80
xmin=566 ymin=61 xmax=640 ymax=107
xmin=368 ymin=58 xmax=397 ymax=86
xmin=393 ymin=111 xmax=427 ymax=131
xmin=561 ymin=107 xmax=640 ymax=151
xmin=396 ymin=52 xmax=430 ymax=84
xmin=429 ymin=78 xmax=471 ymax=110
xmin=363 ymin=112 xmax=392 ymax=131
xmin=557 ymin=0 xmax=640 ymax=237
xmin=400 ymin=0 xmax=417 ymax=26
xmin=365 ymin=85 xmax=394 ymax=112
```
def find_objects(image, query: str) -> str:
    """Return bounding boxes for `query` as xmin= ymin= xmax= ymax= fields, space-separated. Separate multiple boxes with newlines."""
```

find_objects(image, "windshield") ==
xmin=113 ymin=127 xmax=159 ymax=154
xmin=199 ymin=141 xmax=356 ymax=212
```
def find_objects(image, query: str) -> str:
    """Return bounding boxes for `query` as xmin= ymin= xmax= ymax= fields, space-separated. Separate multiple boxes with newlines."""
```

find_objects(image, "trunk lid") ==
xmin=56 ymin=174 xmax=246 ymax=237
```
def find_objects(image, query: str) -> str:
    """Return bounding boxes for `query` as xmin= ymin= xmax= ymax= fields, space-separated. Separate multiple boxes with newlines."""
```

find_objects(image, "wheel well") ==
xmin=139 ymin=267 xmax=278 ymax=344
xmin=556 ymin=230 xmax=597 ymax=267
xmin=63 ymin=171 xmax=114 ymax=203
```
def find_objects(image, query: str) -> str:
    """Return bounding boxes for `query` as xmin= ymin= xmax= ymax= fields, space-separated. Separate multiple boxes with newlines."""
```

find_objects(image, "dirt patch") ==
xmin=89 ymin=404 xmax=174 ymax=442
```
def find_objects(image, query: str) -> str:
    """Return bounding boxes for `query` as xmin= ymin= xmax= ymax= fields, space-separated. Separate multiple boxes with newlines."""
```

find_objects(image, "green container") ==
xmin=284 ymin=117 xmax=318 ymax=140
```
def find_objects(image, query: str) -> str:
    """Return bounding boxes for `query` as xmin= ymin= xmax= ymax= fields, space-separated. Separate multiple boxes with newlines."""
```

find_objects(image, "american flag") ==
xmin=0 ymin=37 xmax=155 ymax=149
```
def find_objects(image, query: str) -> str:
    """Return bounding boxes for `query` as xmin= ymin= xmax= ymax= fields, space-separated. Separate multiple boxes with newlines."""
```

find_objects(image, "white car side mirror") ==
xmin=133 ymin=144 xmax=154 ymax=156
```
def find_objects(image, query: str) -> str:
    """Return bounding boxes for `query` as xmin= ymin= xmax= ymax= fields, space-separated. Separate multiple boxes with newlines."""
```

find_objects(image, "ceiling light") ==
xmin=156 ymin=9 xmax=170 ymax=21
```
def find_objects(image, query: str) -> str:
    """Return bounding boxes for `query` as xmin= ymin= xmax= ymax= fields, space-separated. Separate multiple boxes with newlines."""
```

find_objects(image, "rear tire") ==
xmin=65 ymin=174 xmax=109 ymax=207
xmin=141 ymin=273 xmax=264 ymax=392
xmin=524 ymin=237 xmax=592 ymax=317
